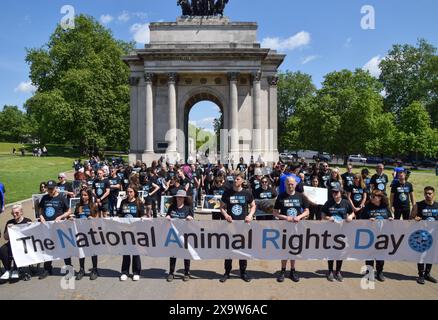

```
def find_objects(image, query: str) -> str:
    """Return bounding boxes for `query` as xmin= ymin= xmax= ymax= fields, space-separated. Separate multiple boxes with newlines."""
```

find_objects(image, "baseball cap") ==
xmin=47 ymin=180 xmax=57 ymax=189
xmin=331 ymin=186 xmax=342 ymax=192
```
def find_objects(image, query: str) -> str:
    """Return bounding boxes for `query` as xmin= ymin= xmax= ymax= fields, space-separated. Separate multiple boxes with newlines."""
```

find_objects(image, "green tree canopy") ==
xmin=0 ymin=105 xmax=29 ymax=142
xmin=24 ymin=14 xmax=134 ymax=150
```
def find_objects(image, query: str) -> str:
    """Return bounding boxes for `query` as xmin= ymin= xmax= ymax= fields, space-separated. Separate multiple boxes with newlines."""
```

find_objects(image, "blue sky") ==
xmin=1 ymin=0 xmax=437 ymax=132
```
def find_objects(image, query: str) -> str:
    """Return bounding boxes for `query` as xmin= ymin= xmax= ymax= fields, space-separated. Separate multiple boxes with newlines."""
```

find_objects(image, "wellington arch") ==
xmin=123 ymin=15 xmax=285 ymax=164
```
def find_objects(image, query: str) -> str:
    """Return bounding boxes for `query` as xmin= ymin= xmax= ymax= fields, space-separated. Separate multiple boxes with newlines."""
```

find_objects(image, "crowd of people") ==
xmin=0 ymin=156 xmax=436 ymax=286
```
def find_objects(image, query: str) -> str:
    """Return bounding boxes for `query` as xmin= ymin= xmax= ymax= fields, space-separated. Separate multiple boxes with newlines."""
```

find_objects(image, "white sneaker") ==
xmin=0 ymin=271 xmax=11 ymax=280
xmin=120 ymin=274 xmax=128 ymax=281
xmin=11 ymin=271 xmax=19 ymax=280
xmin=132 ymin=275 xmax=140 ymax=281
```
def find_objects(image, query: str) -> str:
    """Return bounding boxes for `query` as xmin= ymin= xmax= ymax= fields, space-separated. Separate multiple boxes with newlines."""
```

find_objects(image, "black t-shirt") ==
xmin=210 ymin=185 xmax=228 ymax=196
xmin=370 ymin=174 xmax=389 ymax=192
xmin=4 ymin=217 xmax=32 ymax=237
xmin=274 ymin=192 xmax=309 ymax=217
xmin=319 ymin=171 xmax=331 ymax=188
xmin=168 ymin=185 xmax=186 ymax=196
xmin=348 ymin=186 xmax=366 ymax=207
xmin=250 ymin=177 xmax=261 ymax=192
xmin=108 ymin=176 xmax=121 ymax=196
xmin=74 ymin=204 xmax=92 ymax=219
xmin=93 ymin=178 xmax=110 ymax=202
xmin=321 ymin=199 xmax=354 ymax=220
xmin=142 ymin=181 xmax=154 ymax=199
xmin=416 ymin=201 xmax=438 ymax=221
xmin=327 ymin=179 xmax=342 ymax=192
xmin=57 ymin=182 xmax=73 ymax=194
xmin=86 ymin=178 xmax=94 ymax=191
xmin=361 ymin=202 xmax=392 ymax=220
xmin=167 ymin=204 xmax=194 ymax=219
xmin=118 ymin=199 xmax=145 ymax=218
xmin=39 ymin=193 xmax=69 ymax=221
xmin=341 ymin=172 xmax=355 ymax=189
xmin=166 ymin=171 xmax=177 ymax=181
xmin=254 ymin=187 xmax=277 ymax=200
xmin=237 ymin=163 xmax=248 ymax=173
xmin=221 ymin=189 xmax=254 ymax=220
xmin=391 ymin=181 xmax=414 ymax=209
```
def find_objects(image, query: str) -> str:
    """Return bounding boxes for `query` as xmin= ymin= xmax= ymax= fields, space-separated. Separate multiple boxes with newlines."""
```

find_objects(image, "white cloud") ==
xmin=344 ymin=37 xmax=352 ymax=48
xmin=301 ymin=55 xmax=319 ymax=65
xmin=14 ymin=81 xmax=36 ymax=94
xmin=100 ymin=14 xmax=114 ymax=25
xmin=130 ymin=23 xmax=150 ymax=44
xmin=261 ymin=31 xmax=311 ymax=52
xmin=118 ymin=11 xmax=130 ymax=22
xmin=133 ymin=12 xmax=148 ymax=20
xmin=363 ymin=55 xmax=383 ymax=78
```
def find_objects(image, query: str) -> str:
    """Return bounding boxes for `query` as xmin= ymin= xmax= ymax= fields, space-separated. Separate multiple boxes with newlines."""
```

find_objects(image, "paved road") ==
xmin=1 ymin=198 xmax=437 ymax=300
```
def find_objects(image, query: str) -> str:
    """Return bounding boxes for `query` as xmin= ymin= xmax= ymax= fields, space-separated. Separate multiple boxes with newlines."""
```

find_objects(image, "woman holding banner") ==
xmin=74 ymin=188 xmax=99 ymax=281
xmin=273 ymin=176 xmax=309 ymax=282
xmin=360 ymin=190 xmax=393 ymax=282
xmin=254 ymin=177 xmax=278 ymax=221
xmin=166 ymin=190 xmax=194 ymax=282
xmin=308 ymin=176 xmax=323 ymax=220
xmin=321 ymin=186 xmax=355 ymax=282
xmin=118 ymin=186 xmax=147 ymax=281
xmin=209 ymin=176 xmax=228 ymax=220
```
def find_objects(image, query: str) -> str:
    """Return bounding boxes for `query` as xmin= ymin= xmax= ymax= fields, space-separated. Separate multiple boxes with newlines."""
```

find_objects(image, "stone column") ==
xmin=137 ymin=76 xmax=147 ymax=154
xmin=167 ymin=73 xmax=178 ymax=156
xmin=252 ymin=71 xmax=262 ymax=156
xmin=228 ymin=72 xmax=239 ymax=157
xmin=268 ymin=76 xmax=279 ymax=160
xmin=129 ymin=76 xmax=140 ymax=164
xmin=145 ymin=73 xmax=154 ymax=154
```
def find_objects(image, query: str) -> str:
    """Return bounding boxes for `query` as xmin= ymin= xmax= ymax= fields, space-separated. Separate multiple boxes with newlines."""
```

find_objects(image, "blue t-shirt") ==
xmin=0 ymin=182 xmax=5 ymax=211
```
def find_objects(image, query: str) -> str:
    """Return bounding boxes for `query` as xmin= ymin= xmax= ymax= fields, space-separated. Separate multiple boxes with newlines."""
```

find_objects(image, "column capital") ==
xmin=227 ymin=72 xmax=239 ymax=82
xmin=129 ymin=76 xmax=140 ymax=86
xmin=167 ymin=72 xmax=179 ymax=84
xmin=144 ymin=72 xmax=155 ymax=84
xmin=251 ymin=71 xmax=262 ymax=82
xmin=268 ymin=76 xmax=279 ymax=86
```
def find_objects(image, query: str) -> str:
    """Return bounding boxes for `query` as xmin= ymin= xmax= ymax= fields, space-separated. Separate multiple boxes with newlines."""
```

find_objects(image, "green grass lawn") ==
xmin=0 ymin=155 xmax=75 ymax=204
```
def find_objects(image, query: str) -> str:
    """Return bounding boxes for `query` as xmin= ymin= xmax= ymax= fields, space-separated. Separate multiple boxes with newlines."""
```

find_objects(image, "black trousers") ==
xmin=79 ymin=256 xmax=98 ymax=270
xmin=366 ymin=260 xmax=385 ymax=273
xmin=418 ymin=263 xmax=433 ymax=276
xmin=309 ymin=204 xmax=322 ymax=220
xmin=169 ymin=258 xmax=191 ymax=274
xmin=224 ymin=259 xmax=247 ymax=275
xmin=44 ymin=258 xmax=72 ymax=271
xmin=328 ymin=260 xmax=343 ymax=272
xmin=394 ymin=207 xmax=410 ymax=220
xmin=212 ymin=212 xmax=223 ymax=220
xmin=122 ymin=255 xmax=141 ymax=275
xmin=0 ymin=243 xmax=16 ymax=271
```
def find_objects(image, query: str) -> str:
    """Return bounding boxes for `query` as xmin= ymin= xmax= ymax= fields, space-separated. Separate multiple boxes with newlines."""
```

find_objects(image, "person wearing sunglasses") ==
xmin=361 ymin=190 xmax=393 ymax=282
xmin=411 ymin=186 xmax=438 ymax=285
xmin=321 ymin=186 xmax=355 ymax=282
xmin=254 ymin=178 xmax=278 ymax=221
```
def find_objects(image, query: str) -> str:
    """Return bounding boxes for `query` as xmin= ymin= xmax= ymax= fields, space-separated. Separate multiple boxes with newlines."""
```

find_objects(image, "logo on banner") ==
xmin=287 ymin=208 xmax=298 ymax=217
xmin=408 ymin=230 xmax=433 ymax=253
xmin=45 ymin=207 xmax=55 ymax=218
xmin=232 ymin=205 xmax=243 ymax=216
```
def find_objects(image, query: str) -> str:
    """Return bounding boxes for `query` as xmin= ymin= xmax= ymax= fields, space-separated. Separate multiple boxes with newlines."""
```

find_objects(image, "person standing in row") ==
xmin=346 ymin=174 xmax=367 ymax=215
xmin=219 ymin=173 xmax=256 ymax=283
xmin=390 ymin=171 xmax=415 ymax=220
xmin=370 ymin=164 xmax=389 ymax=194
xmin=411 ymin=186 xmax=438 ymax=285
xmin=93 ymin=169 xmax=111 ymax=218
xmin=166 ymin=190 xmax=194 ymax=282
xmin=273 ymin=176 xmax=309 ymax=283
xmin=108 ymin=168 xmax=122 ymax=217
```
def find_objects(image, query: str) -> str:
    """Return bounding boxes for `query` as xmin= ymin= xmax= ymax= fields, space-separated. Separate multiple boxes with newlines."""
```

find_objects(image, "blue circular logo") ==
xmin=409 ymin=230 xmax=433 ymax=253
xmin=333 ymin=215 xmax=343 ymax=222
xmin=45 ymin=207 xmax=55 ymax=218
xmin=232 ymin=205 xmax=243 ymax=216
xmin=378 ymin=183 xmax=385 ymax=191
xmin=97 ymin=188 xmax=103 ymax=196
xmin=375 ymin=215 xmax=385 ymax=220
xmin=287 ymin=208 xmax=298 ymax=217
xmin=354 ymin=194 xmax=362 ymax=202
xmin=399 ymin=193 xmax=407 ymax=202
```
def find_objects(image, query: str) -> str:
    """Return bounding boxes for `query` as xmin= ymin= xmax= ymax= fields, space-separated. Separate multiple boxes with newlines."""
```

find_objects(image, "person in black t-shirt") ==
xmin=0 ymin=205 xmax=32 ymax=281
xmin=321 ymin=186 xmax=355 ymax=283
xmin=236 ymin=158 xmax=248 ymax=177
xmin=390 ymin=171 xmax=415 ymax=220
xmin=38 ymin=180 xmax=72 ymax=280
xmin=57 ymin=172 xmax=75 ymax=198
xmin=93 ymin=169 xmax=111 ymax=218
xmin=209 ymin=176 xmax=229 ymax=220
xmin=219 ymin=173 xmax=256 ymax=283
xmin=308 ymin=176 xmax=323 ymax=220
xmin=140 ymin=173 xmax=160 ymax=217
xmin=108 ymin=168 xmax=122 ymax=217
xmin=273 ymin=176 xmax=309 ymax=283
xmin=370 ymin=164 xmax=389 ymax=194
xmin=118 ymin=186 xmax=146 ymax=282
xmin=361 ymin=190 xmax=394 ymax=282
xmin=318 ymin=163 xmax=332 ymax=189
xmin=73 ymin=189 xmax=99 ymax=280
xmin=341 ymin=164 xmax=355 ymax=190
xmin=411 ymin=186 xmax=438 ymax=285
xmin=346 ymin=174 xmax=368 ymax=215
xmin=166 ymin=190 xmax=194 ymax=282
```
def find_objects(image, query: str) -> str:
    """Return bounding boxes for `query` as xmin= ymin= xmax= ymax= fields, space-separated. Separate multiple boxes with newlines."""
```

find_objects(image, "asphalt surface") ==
xmin=1 ymin=198 xmax=438 ymax=300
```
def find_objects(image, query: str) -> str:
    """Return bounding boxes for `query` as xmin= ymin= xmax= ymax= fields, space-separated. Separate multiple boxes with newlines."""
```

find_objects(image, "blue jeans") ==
xmin=191 ymin=188 xmax=198 ymax=210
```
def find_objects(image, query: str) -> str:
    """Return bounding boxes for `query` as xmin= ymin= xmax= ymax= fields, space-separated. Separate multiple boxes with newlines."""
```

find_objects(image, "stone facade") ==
xmin=123 ymin=16 xmax=285 ymax=165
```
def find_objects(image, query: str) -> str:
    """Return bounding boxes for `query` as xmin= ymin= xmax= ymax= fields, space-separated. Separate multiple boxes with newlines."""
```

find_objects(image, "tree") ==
xmin=0 ymin=105 xmax=28 ymax=142
xmin=24 ymin=15 xmax=134 ymax=150
xmin=380 ymin=39 xmax=437 ymax=125
xmin=277 ymin=71 xmax=316 ymax=151
xmin=398 ymin=101 xmax=436 ymax=158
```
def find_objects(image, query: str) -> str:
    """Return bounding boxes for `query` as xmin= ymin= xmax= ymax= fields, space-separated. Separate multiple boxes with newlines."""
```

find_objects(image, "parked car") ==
xmin=348 ymin=154 xmax=367 ymax=163
xmin=417 ymin=159 xmax=438 ymax=168
xmin=313 ymin=152 xmax=332 ymax=162
xmin=366 ymin=156 xmax=383 ymax=164
xmin=382 ymin=157 xmax=396 ymax=166
xmin=280 ymin=152 xmax=298 ymax=163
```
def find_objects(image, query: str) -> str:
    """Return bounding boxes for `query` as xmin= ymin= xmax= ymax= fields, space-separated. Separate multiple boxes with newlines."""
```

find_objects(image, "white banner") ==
xmin=9 ymin=219 xmax=438 ymax=267
xmin=303 ymin=186 xmax=328 ymax=206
